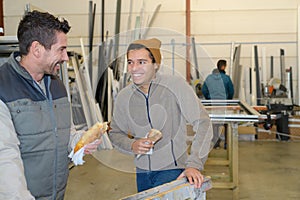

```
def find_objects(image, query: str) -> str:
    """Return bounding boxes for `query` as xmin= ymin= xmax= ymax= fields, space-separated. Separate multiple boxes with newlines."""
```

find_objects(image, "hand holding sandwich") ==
xmin=69 ymin=122 xmax=110 ymax=165
xmin=131 ymin=129 xmax=162 ymax=156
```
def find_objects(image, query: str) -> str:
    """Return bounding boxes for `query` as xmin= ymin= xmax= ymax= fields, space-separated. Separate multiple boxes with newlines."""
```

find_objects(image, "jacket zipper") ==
xmin=137 ymin=82 xmax=178 ymax=169
xmin=43 ymin=77 xmax=58 ymax=199
xmin=171 ymin=139 xmax=177 ymax=166
xmin=137 ymin=83 xmax=153 ymax=171
xmin=146 ymin=83 xmax=152 ymax=171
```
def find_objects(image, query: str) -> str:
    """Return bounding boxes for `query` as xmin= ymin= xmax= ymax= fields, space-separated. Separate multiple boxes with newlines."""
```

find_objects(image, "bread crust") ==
xmin=148 ymin=129 xmax=162 ymax=143
xmin=74 ymin=122 xmax=110 ymax=153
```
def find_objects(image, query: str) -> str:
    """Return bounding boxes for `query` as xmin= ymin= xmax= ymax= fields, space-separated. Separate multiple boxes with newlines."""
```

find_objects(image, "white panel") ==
xmin=193 ymin=33 xmax=296 ymax=43
xmin=4 ymin=0 xmax=90 ymax=15
xmin=191 ymin=0 xmax=300 ymax=10
xmin=192 ymin=10 xmax=297 ymax=34
xmin=2 ymin=0 xmax=300 ymax=98
xmin=298 ymin=6 xmax=300 ymax=104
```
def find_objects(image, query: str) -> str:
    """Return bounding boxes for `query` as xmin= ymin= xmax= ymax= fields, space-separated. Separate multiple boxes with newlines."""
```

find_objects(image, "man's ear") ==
xmin=31 ymin=41 xmax=43 ymax=57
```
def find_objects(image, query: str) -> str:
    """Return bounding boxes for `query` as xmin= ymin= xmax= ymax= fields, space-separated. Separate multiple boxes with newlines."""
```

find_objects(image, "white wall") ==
xmin=3 ymin=0 xmax=300 ymax=104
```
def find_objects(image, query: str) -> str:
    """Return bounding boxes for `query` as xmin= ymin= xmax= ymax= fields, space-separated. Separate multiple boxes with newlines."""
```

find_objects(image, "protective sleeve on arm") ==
xmin=187 ymin=114 xmax=213 ymax=170
xmin=174 ymin=78 xmax=213 ymax=170
xmin=201 ymin=81 xmax=210 ymax=99
xmin=227 ymin=77 xmax=234 ymax=99
xmin=68 ymin=122 xmax=85 ymax=152
xmin=108 ymin=94 xmax=135 ymax=155
xmin=0 ymin=100 xmax=35 ymax=200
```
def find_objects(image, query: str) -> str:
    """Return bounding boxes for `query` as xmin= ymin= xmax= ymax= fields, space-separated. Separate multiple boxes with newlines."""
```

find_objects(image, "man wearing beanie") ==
xmin=109 ymin=38 xmax=213 ymax=192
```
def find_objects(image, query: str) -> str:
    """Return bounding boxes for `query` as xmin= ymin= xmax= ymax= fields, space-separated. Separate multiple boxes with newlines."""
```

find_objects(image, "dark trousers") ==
xmin=136 ymin=168 xmax=184 ymax=192
xmin=213 ymin=123 xmax=228 ymax=149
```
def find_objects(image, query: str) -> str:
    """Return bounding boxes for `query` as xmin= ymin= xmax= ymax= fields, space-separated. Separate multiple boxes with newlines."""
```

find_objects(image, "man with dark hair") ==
xmin=202 ymin=59 xmax=234 ymax=149
xmin=217 ymin=59 xmax=227 ymax=72
xmin=0 ymin=10 xmax=99 ymax=199
xmin=109 ymin=38 xmax=213 ymax=192
xmin=202 ymin=59 xmax=234 ymax=100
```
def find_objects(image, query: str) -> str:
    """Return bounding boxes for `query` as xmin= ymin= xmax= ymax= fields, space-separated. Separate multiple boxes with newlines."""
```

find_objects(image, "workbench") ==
xmin=201 ymin=99 xmax=266 ymax=200
xmin=120 ymin=177 xmax=212 ymax=200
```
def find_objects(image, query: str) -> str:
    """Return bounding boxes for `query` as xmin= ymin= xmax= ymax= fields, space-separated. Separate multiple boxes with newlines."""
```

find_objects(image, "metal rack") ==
xmin=201 ymin=99 xmax=266 ymax=200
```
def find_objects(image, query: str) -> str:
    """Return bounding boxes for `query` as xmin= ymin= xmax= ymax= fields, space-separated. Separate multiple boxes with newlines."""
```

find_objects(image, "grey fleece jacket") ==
xmin=109 ymin=73 xmax=213 ymax=171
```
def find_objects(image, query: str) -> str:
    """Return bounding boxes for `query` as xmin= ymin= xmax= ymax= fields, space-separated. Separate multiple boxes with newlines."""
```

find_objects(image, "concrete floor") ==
xmin=65 ymin=141 xmax=300 ymax=200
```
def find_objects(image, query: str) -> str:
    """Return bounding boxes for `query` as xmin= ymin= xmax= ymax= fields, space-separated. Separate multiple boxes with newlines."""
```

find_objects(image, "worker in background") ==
xmin=0 ymin=11 xmax=100 ymax=199
xmin=109 ymin=38 xmax=213 ymax=192
xmin=202 ymin=59 xmax=234 ymax=149
xmin=202 ymin=59 xmax=234 ymax=100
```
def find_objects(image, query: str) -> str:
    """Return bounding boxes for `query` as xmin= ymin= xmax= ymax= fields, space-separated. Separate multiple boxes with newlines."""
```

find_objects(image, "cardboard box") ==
xmin=289 ymin=127 xmax=300 ymax=141
xmin=238 ymin=126 xmax=256 ymax=135
xmin=238 ymin=126 xmax=256 ymax=141
xmin=289 ymin=116 xmax=300 ymax=141
xmin=256 ymin=124 xmax=277 ymax=140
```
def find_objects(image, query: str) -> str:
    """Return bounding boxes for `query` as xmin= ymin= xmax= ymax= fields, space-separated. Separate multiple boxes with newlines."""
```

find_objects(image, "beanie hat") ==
xmin=132 ymin=38 xmax=162 ymax=65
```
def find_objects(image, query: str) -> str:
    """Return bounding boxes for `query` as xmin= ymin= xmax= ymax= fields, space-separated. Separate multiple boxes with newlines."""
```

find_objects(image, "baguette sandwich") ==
xmin=74 ymin=122 xmax=110 ymax=153
xmin=147 ymin=129 xmax=162 ymax=144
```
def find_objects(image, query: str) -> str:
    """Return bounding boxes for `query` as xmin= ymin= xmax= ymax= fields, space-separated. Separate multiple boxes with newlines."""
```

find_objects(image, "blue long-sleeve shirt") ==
xmin=202 ymin=68 xmax=234 ymax=100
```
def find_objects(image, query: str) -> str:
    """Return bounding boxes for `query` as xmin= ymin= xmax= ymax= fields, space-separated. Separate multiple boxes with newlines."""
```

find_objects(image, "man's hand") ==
xmin=131 ymin=138 xmax=154 ymax=154
xmin=84 ymin=139 xmax=102 ymax=154
xmin=177 ymin=167 xmax=204 ymax=188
